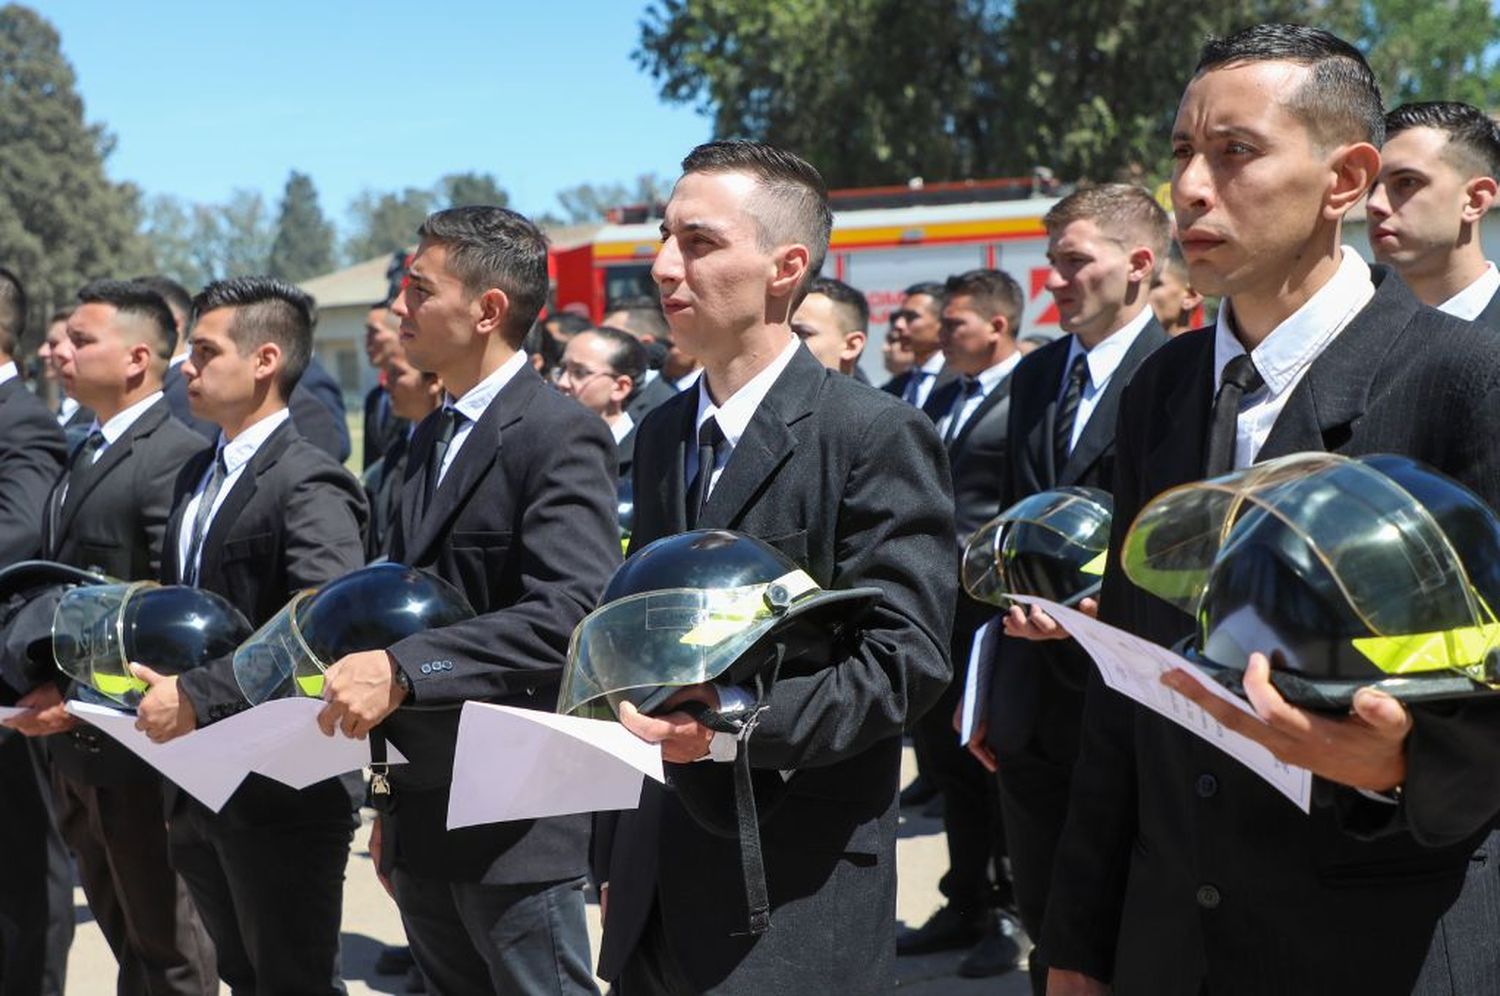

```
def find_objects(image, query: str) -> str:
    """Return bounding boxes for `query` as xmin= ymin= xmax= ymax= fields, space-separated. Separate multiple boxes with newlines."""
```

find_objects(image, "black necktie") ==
xmin=184 ymin=449 xmax=229 ymax=586
xmin=902 ymin=370 xmax=930 ymax=406
xmin=685 ymin=417 xmax=727 ymax=528
xmin=1054 ymin=352 xmax=1090 ymax=470
xmin=50 ymin=429 xmax=106 ymax=541
xmin=1204 ymin=354 xmax=1265 ymax=477
xmin=944 ymin=377 xmax=983 ymax=444
xmin=424 ymin=407 xmax=463 ymax=508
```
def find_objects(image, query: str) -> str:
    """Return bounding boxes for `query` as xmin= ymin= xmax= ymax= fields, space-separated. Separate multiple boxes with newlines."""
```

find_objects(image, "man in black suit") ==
xmin=314 ymin=207 xmax=620 ymax=995
xmin=556 ymin=325 xmax=648 ymax=480
xmin=142 ymin=273 xmax=354 ymax=463
xmin=1045 ymin=26 xmax=1500 ymax=995
xmin=362 ymin=302 xmax=408 ymax=469
xmin=963 ymin=184 xmax=1171 ymax=993
xmin=0 ymin=268 xmax=71 ymax=996
xmin=882 ymin=281 xmax=955 ymax=407
xmin=9 ymin=280 xmax=217 ymax=996
xmin=897 ymin=268 xmax=1024 ymax=972
xmin=602 ymin=296 xmax=680 ymax=421
xmin=593 ymin=140 xmax=955 ymax=994
xmin=131 ymin=276 xmax=367 ymax=996
xmin=364 ymin=347 xmax=442 ymax=560
xmin=38 ymin=308 xmax=94 ymax=445
xmin=1367 ymin=101 xmax=1500 ymax=325
xmin=791 ymin=276 xmax=869 ymax=376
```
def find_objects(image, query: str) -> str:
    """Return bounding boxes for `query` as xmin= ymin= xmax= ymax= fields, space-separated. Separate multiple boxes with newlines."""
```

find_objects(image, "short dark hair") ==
xmin=806 ymin=276 xmax=870 ymax=332
xmin=0 ymin=267 xmax=25 ymax=357
xmin=521 ymin=319 xmax=565 ymax=380
xmin=1386 ymin=101 xmax=1500 ymax=179
xmin=546 ymin=312 xmax=593 ymax=339
xmin=192 ymin=277 xmax=315 ymax=398
xmin=1195 ymin=24 xmax=1384 ymax=149
xmin=902 ymin=281 xmax=946 ymax=319
xmin=943 ymin=269 xmax=1024 ymax=332
xmin=680 ymin=140 xmax=832 ymax=305
xmin=77 ymin=279 xmax=177 ymax=360
xmin=604 ymin=295 xmax=670 ymax=341
xmin=1044 ymin=184 xmax=1173 ymax=275
xmin=590 ymin=326 xmax=649 ymax=401
xmin=47 ymin=307 xmax=73 ymax=327
xmin=132 ymin=275 xmax=194 ymax=333
xmin=417 ymin=206 xmax=549 ymax=345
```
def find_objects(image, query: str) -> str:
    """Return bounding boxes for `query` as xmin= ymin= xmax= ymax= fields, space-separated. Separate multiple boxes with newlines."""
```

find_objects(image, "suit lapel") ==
xmin=1059 ymin=320 xmax=1169 ymax=485
xmin=1018 ymin=341 xmax=1069 ymax=491
xmin=948 ymin=372 xmax=1012 ymax=457
xmin=1144 ymin=330 xmax=1216 ymax=487
xmin=699 ymin=347 xmax=822 ymax=529
xmin=162 ymin=449 xmax=214 ymax=585
xmin=1259 ymin=267 xmax=1415 ymax=460
xmin=56 ymin=400 xmax=171 ymax=538
xmin=196 ymin=422 xmax=296 ymax=585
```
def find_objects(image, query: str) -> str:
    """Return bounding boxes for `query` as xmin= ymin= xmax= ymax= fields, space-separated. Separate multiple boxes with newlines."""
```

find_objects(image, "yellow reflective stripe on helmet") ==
xmin=1080 ymin=551 xmax=1107 ymax=576
xmin=296 ymin=673 xmax=326 ymax=697
xmin=93 ymin=672 xmax=147 ymax=696
xmin=1351 ymin=623 xmax=1500 ymax=675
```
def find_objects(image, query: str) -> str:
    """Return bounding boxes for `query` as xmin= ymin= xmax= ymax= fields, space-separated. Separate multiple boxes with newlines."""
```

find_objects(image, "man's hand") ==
xmin=3 ymin=682 xmax=77 ymax=737
xmin=965 ymin=717 xmax=997 ymax=774
xmin=1047 ymin=968 xmax=1111 ymax=995
xmin=317 ymin=650 xmax=407 ymax=740
xmin=617 ymin=683 xmax=720 ymax=763
xmin=131 ymin=664 xmax=198 ymax=742
xmin=368 ymin=814 xmax=394 ymax=900
xmin=1004 ymin=599 xmax=1097 ymax=642
xmin=599 ymin=883 xmax=608 ymax=925
xmin=1161 ymin=653 xmax=1411 ymax=792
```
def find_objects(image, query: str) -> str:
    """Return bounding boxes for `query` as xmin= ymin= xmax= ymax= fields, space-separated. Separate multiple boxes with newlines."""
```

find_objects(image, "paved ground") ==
xmin=66 ymin=748 xmax=1030 ymax=993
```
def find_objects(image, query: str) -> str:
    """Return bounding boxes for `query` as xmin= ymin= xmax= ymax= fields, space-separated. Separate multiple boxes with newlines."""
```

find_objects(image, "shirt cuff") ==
xmin=702 ymin=684 xmax=754 ymax=763
xmin=1356 ymin=787 xmax=1401 ymax=806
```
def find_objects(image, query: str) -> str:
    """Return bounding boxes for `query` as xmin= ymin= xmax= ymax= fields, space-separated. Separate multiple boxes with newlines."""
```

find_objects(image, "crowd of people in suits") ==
xmin=2 ymin=19 xmax=1500 ymax=996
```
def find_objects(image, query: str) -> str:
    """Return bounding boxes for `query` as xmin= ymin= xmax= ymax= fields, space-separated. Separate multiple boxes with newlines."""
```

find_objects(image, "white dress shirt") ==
xmin=610 ymin=411 xmax=635 ymax=445
xmin=689 ymin=335 xmax=803 ymax=498
xmin=904 ymin=352 xmax=947 ymax=409
xmin=1213 ymin=247 xmax=1374 ymax=470
xmin=175 ymin=408 xmax=291 ymax=581
xmin=57 ymin=395 xmax=80 ymax=426
xmin=0 ymin=361 xmax=16 ymax=387
xmin=1058 ymin=305 xmax=1153 ymax=452
xmin=674 ymin=368 xmax=703 ymax=393
xmin=934 ymin=352 xmax=1023 ymax=442
xmin=435 ymin=351 xmax=529 ymax=488
xmin=1437 ymin=262 xmax=1500 ymax=321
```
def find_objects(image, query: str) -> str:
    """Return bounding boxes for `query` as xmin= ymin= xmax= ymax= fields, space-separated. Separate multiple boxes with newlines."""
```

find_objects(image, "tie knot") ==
xmin=962 ymin=376 xmax=983 ymax=397
xmin=1068 ymin=353 xmax=1090 ymax=385
xmin=83 ymin=429 xmax=105 ymax=452
xmin=698 ymin=416 xmax=725 ymax=448
xmin=1221 ymin=354 xmax=1264 ymax=394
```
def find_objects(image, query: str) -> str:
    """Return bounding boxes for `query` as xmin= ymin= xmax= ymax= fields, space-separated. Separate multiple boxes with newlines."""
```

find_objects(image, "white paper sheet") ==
xmin=447 ymin=701 xmax=664 ymax=830
xmin=66 ymin=698 xmax=408 ymax=812
xmin=1012 ymin=596 xmax=1313 ymax=812
xmin=958 ymin=618 xmax=998 ymax=745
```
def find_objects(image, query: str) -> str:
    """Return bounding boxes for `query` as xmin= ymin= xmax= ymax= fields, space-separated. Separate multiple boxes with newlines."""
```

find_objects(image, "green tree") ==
xmin=555 ymin=173 xmax=672 ymax=223
xmin=140 ymin=194 xmax=209 ymax=291
xmin=268 ymin=171 xmax=335 ymax=282
xmin=439 ymin=171 xmax=509 ymax=209
xmin=0 ymin=4 xmax=151 ymax=341
xmin=1334 ymin=0 xmax=1500 ymax=108
xmin=343 ymin=187 xmax=434 ymax=263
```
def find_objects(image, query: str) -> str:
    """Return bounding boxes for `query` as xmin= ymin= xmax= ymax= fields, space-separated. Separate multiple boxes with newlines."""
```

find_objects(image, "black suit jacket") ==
xmin=0 ymin=379 xmax=66 ymax=567
xmin=376 ymin=362 xmax=620 ymax=885
xmin=596 ymin=344 xmax=956 ymax=993
xmin=362 ymin=431 xmax=409 ymax=561
xmin=1473 ymin=282 xmax=1500 ymax=330
xmin=60 ymin=402 xmax=94 ymax=450
xmin=165 ymin=418 xmax=367 ymax=823
xmin=615 ymin=423 xmax=636 ymax=481
xmin=882 ymin=363 xmax=958 ymax=415
xmin=45 ymin=398 xmax=211 ymax=785
xmin=984 ymin=321 xmax=1169 ymax=757
xmin=362 ymin=385 xmax=407 ymax=470
xmin=165 ymin=358 xmax=352 ymax=464
xmin=625 ymin=372 xmax=677 ymax=425
xmin=1045 ymin=268 xmax=1500 ymax=994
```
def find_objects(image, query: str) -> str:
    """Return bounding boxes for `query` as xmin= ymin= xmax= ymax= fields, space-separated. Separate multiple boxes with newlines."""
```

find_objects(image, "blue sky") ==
xmin=35 ymin=1 xmax=709 ymax=233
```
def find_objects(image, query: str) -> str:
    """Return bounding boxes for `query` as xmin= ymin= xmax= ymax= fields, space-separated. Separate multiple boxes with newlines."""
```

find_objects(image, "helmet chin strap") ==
xmin=675 ymin=640 xmax=786 ymax=937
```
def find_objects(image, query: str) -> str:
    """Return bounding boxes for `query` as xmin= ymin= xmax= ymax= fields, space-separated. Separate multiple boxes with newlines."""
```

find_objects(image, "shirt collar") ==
xmin=218 ymin=407 xmax=291 ymax=475
xmin=674 ymin=368 xmax=703 ymax=393
xmin=1437 ymin=262 xmax=1500 ymax=321
xmin=968 ymin=350 xmax=1023 ymax=394
xmin=1065 ymin=305 xmax=1153 ymax=391
xmin=1213 ymin=246 xmax=1373 ymax=394
xmin=610 ymin=411 xmax=635 ymax=443
xmin=917 ymin=352 xmax=946 ymax=377
xmin=169 ymin=353 xmax=187 ymax=369
xmin=695 ymin=335 xmax=802 ymax=448
xmin=0 ymin=361 xmax=16 ymax=386
xmin=93 ymin=391 xmax=164 ymax=447
xmin=445 ymin=350 xmax=529 ymax=424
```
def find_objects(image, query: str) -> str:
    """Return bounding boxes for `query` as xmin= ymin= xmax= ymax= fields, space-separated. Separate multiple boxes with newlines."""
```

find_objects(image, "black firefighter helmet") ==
xmin=559 ymin=529 xmax=883 ymax=935
xmin=1122 ymin=452 xmax=1500 ymax=709
xmin=42 ymin=568 xmax=252 ymax=709
xmin=234 ymin=562 xmax=475 ymax=705
xmin=961 ymin=487 xmax=1112 ymax=608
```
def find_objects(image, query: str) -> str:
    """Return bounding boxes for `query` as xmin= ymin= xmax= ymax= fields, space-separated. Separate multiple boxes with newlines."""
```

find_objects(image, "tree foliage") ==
xmin=342 ymin=187 xmax=435 ymax=263
xmin=0 ymin=4 xmax=151 ymax=341
xmin=556 ymin=173 xmax=672 ymax=223
xmin=268 ymin=171 xmax=335 ymax=283
xmin=636 ymin=0 xmax=1500 ymax=187
xmin=439 ymin=171 xmax=509 ymax=210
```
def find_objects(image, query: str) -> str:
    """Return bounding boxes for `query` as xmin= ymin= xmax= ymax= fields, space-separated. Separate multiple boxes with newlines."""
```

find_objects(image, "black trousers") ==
xmin=0 ymin=733 xmax=72 ymax=996
xmin=611 ymin=901 xmax=697 ymax=996
xmin=167 ymin=796 xmax=351 ymax=996
xmin=392 ymin=869 xmax=598 ymax=996
xmin=995 ymin=749 xmax=1076 ymax=996
xmin=911 ymin=652 xmax=1009 ymax=914
xmin=54 ymin=772 xmax=217 ymax=996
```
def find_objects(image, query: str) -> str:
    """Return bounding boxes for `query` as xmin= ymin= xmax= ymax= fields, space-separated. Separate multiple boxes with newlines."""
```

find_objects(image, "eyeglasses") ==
xmin=552 ymin=362 xmax=614 ymax=385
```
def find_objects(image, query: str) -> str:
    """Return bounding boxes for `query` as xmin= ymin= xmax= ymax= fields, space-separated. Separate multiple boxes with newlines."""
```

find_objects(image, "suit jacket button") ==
xmin=1195 ymin=773 xmax=1218 ymax=798
xmin=1196 ymin=884 xmax=1221 ymax=909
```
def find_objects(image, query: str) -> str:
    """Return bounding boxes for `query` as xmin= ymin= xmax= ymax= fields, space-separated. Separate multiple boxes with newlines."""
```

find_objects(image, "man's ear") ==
xmin=1126 ymin=247 xmax=1156 ymax=286
xmin=1326 ymin=142 xmax=1381 ymax=220
xmin=254 ymin=341 xmax=284 ymax=387
xmin=1462 ymin=175 xmax=1498 ymax=224
xmin=768 ymin=244 xmax=811 ymax=300
xmin=841 ymin=330 xmax=867 ymax=364
xmin=474 ymin=288 xmax=511 ymax=338
xmin=125 ymin=340 xmax=154 ymax=380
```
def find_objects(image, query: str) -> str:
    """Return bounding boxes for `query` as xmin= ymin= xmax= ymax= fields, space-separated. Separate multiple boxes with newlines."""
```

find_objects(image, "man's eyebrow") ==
xmin=660 ymin=219 xmax=728 ymax=239
xmin=1172 ymin=123 xmax=1271 ymax=144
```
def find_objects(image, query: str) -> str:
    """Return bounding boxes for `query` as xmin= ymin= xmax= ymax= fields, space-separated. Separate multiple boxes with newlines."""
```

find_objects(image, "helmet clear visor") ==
xmin=53 ymin=582 xmax=156 ymax=707
xmin=962 ymin=488 xmax=1113 ymax=606
xmin=231 ymin=591 xmax=323 ymax=704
